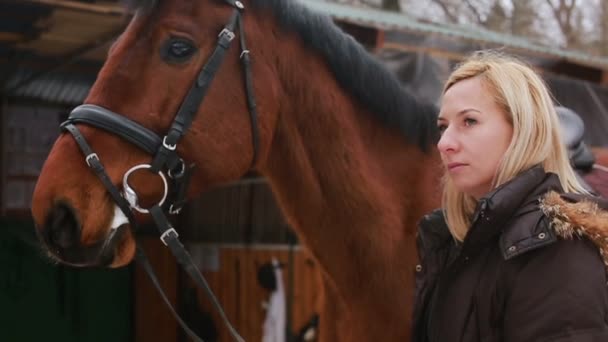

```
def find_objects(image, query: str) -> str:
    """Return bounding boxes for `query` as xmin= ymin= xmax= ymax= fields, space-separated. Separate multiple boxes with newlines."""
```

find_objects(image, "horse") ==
xmin=30 ymin=0 xmax=441 ymax=341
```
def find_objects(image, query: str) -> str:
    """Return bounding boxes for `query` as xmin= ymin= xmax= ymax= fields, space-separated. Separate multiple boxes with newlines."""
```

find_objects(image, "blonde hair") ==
xmin=441 ymin=50 xmax=588 ymax=241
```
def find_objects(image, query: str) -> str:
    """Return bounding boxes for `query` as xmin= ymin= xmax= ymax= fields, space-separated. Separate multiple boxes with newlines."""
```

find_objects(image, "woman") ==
xmin=412 ymin=51 xmax=608 ymax=342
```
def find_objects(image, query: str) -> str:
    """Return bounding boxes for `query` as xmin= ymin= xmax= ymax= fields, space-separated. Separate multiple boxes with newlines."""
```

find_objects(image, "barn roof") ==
xmin=299 ymin=0 xmax=608 ymax=71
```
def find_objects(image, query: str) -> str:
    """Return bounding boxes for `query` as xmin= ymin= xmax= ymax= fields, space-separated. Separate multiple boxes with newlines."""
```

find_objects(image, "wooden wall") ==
xmin=134 ymin=237 xmax=323 ymax=342
xmin=181 ymin=180 xmax=293 ymax=245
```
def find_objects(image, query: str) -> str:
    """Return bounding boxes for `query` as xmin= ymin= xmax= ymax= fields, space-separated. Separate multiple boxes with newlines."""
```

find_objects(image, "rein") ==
xmin=60 ymin=1 xmax=259 ymax=341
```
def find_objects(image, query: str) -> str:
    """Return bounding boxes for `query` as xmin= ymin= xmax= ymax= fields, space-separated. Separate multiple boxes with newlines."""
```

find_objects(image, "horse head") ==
xmin=31 ymin=0 xmax=281 ymax=267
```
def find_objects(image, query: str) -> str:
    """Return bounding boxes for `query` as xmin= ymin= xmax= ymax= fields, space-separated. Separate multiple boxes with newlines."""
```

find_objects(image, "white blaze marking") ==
xmin=110 ymin=205 xmax=129 ymax=230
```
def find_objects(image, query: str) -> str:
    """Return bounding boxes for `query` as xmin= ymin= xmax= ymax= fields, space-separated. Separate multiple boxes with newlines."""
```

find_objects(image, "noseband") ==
xmin=60 ymin=1 xmax=257 ymax=341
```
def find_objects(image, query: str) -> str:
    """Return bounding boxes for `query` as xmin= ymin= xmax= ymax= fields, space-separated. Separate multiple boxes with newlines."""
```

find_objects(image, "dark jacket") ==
xmin=413 ymin=166 xmax=608 ymax=342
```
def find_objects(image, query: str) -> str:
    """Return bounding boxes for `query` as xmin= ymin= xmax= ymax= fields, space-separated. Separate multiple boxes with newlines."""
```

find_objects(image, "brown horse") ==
xmin=30 ymin=0 xmax=441 ymax=340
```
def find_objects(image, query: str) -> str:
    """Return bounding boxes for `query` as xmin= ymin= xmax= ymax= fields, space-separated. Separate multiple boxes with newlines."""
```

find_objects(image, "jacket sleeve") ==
xmin=503 ymin=238 xmax=608 ymax=342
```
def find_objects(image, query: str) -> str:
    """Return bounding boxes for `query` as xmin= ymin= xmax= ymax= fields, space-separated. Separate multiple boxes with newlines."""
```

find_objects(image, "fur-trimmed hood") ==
xmin=540 ymin=191 xmax=608 ymax=268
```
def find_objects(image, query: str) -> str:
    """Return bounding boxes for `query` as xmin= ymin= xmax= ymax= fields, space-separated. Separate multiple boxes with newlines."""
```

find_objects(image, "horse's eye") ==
xmin=161 ymin=38 xmax=197 ymax=63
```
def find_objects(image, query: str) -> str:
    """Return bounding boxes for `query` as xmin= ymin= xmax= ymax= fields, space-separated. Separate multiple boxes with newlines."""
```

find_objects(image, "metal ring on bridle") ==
xmin=122 ymin=164 xmax=169 ymax=214
xmin=168 ymin=158 xmax=186 ymax=179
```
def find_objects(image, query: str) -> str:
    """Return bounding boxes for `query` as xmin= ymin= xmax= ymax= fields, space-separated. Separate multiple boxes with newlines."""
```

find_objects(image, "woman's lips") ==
xmin=447 ymin=162 xmax=467 ymax=171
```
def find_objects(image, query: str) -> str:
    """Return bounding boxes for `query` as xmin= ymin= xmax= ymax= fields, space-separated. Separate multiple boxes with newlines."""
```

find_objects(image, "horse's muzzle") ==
xmin=39 ymin=202 xmax=114 ymax=267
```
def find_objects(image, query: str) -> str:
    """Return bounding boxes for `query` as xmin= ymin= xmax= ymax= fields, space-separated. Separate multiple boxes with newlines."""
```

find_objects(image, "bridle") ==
xmin=60 ymin=1 xmax=258 ymax=341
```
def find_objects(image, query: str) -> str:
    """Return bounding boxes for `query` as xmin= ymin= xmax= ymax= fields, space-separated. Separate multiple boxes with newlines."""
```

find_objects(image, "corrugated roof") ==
xmin=299 ymin=0 xmax=608 ymax=70
xmin=3 ymin=68 xmax=94 ymax=105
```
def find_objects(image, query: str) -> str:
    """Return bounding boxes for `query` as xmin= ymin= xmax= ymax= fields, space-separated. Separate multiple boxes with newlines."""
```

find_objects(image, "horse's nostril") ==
xmin=44 ymin=203 xmax=81 ymax=249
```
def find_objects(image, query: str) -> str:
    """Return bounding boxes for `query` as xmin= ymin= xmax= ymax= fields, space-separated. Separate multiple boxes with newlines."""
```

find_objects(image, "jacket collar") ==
xmin=418 ymin=166 xmax=561 ymax=256
xmin=419 ymin=165 xmax=608 ymax=262
xmin=468 ymin=166 xmax=562 ymax=255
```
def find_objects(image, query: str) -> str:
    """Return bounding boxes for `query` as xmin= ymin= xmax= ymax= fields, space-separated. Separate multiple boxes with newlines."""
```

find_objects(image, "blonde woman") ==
xmin=412 ymin=51 xmax=608 ymax=342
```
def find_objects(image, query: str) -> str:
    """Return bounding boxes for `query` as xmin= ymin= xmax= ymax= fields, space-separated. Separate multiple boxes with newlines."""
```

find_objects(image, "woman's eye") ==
xmin=464 ymin=118 xmax=477 ymax=126
xmin=437 ymin=123 xmax=447 ymax=133
xmin=161 ymin=38 xmax=197 ymax=63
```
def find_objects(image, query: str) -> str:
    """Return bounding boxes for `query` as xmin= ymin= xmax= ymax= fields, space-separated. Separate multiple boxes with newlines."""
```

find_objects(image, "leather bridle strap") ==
xmin=60 ymin=1 xmax=254 ymax=341
xmin=64 ymin=119 xmax=245 ymax=342
xmin=238 ymin=14 xmax=260 ymax=163
xmin=62 ymin=124 xmax=136 ymax=220
xmin=147 ymin=205 xmax=245 ymax=342
xmin=150 ymin=10 xmax=241 ymax=173
xmin=135 ymin=246 xmax=206 ymax=341
xmin=63 ymin=104 xmax=161 ymax=155
xmin=62 ymin=123 xmax=135 ymax=263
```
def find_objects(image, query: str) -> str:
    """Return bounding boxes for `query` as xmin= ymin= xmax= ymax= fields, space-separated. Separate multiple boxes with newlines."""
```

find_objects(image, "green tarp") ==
xmin=0 ymin=221 xmax=132 ymax=342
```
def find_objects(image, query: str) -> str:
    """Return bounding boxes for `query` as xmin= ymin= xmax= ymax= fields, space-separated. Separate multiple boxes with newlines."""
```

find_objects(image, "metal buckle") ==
xmin=218 ymin=28 xmax=235 ymax=42
xmin=239 ymin=50 xmax=250 ymax=59
xmin=162 ymin=136 xmax=177 ymax=151
xmin=122 ymin=164 xmax=169 ymax=214
xmin=169 ymin=204 xmax=182 ymax=215
xmin=160 ymin=227 xmax=179 ymax=246
xmin=85 ymin=153 xmax=99 ymax=167
xmin=168 ymin=158 xmax=185 ymax=179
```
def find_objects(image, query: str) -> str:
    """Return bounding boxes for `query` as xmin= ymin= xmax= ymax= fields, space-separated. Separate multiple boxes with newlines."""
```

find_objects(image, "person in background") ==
xmin=412 ymin=50 xmax=608 ymax=342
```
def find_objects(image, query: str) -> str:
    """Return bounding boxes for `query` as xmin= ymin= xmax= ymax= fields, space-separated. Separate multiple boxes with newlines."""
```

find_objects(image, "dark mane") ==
xmin=122 ymin=0 xmax=439 ymax=149
xmin=251 ymin=0 xmax=438 ymax=149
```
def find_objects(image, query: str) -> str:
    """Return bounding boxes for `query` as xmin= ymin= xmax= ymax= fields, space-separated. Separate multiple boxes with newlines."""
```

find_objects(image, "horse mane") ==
xmin=122 ymin=0 xmax=440 ymax=150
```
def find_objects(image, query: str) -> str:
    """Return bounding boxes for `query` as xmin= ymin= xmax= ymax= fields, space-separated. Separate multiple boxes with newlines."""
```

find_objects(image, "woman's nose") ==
xmin=437 ymin=128 xmax=458 ymax=154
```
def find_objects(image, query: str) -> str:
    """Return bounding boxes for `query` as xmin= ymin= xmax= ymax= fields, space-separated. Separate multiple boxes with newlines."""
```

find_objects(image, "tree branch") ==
xmin=429 ymin=0 xmax=459 ymax=23
xmin=463 ymin=0 xmax=484 ymax=25
xmin=544 ymin=0 xmax=578 ymax=45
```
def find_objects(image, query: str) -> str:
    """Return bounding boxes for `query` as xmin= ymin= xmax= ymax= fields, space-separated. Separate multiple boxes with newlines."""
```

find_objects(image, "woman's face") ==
xmin=437 ymin=76 xmax=513 ymax=199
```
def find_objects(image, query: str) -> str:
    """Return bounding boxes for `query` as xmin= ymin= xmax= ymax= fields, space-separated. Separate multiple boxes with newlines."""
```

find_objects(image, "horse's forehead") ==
xmin=130 ymin=0 xmax=220 ymax=32
xmin=155 ymin=0 xmax=212 ymax=17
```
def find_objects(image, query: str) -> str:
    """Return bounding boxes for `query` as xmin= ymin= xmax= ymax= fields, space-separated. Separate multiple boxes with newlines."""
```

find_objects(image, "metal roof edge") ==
xmin=298 ymin=0 xmax=608 ymax=70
